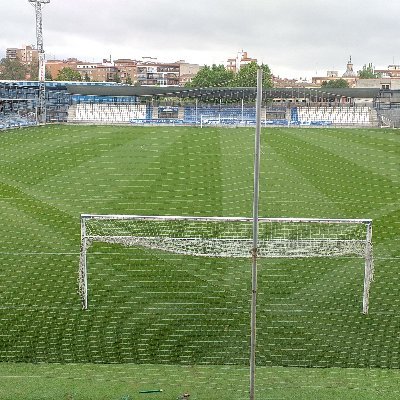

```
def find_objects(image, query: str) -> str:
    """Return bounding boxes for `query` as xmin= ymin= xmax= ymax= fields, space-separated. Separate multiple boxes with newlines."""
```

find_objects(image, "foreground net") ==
xmin=80 ymin=215 xmax=374 ymax=313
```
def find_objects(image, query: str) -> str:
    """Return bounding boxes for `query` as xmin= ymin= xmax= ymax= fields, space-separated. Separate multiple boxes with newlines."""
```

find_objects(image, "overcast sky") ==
xmin=1 ymin=0 xmax=400 ymax=80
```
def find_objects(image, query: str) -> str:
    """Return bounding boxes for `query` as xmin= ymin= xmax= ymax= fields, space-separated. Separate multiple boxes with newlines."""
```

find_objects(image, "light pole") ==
xmin=29 ymin=0 xmax=50 ymax=123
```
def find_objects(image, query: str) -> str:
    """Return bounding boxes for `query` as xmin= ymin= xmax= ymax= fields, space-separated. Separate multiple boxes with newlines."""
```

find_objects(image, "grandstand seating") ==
xmin=184 ymin=106 xmax=257 ymax=124
xmin=182 ymin=105 xmax=375 ymax=127
xmin=0 ymin=81 xmax=71 ymax=124
xmin=68 ymin=103 xmax=147 ymax=124
xmin=70 ymin=104 xmax=259 ymax=125
xmin=0 ymin=113 xmax=37 ymax=130
xmin=291 ymin=106 xmax=372 ymax=126
xmin=184 ymin=106 xmax=256 ymax=123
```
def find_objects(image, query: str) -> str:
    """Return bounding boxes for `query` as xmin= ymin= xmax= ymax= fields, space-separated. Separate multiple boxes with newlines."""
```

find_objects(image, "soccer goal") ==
xmin=79 ymin=214 xmax=373 ymax=313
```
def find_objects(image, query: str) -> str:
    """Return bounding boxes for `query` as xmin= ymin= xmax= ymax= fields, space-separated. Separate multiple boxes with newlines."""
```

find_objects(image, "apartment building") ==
xmin=19 ymin=45 xmax=39 ymax=65
xmin=114 ymin=59 xmax=138 ymax=84
xmin=136 ymin=61 xmax=180 ymax=86
xmin=375 ymin=65 xmax=400 ymax=78
xmin=6 ymin=48 xmax=19 ymax=60
xmin=178 ymin=62 xmax=201 ymax=86
xmin=46 ymin=58 xmax=80 ymax=80
xmin=6 ymin=45 xmax=38 ymax=66
xmin=227 ymin=51 xmax=257 ymax=73
xmin=76 ymin=60 xmax=118 ymax=82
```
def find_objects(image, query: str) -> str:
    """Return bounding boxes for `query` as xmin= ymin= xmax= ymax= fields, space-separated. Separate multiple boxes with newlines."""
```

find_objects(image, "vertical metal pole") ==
xmin=195 ymin=98 xmax=198 ymax=125
xmin=250 ymin=68 xmax=262 ymax=400
xmin=80 ymin=216 xmax=89 ymax=310
xmin=362 ymin=222 xmax=373 ymax=314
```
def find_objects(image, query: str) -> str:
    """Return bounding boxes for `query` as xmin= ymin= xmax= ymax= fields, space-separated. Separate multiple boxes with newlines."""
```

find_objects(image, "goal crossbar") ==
xmin=79 ymin=214 xmax=373 ymax=313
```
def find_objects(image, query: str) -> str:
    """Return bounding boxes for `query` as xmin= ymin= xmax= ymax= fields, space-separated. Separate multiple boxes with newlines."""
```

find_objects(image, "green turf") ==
xmin=0 ymin=363 xmax=400 ymax=400
xmin=0 ymin=125 xmax=399 ymax=398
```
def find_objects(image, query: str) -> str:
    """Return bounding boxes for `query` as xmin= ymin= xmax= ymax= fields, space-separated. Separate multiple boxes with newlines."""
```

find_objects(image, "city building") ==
xmin=76 ymin=59 xmax=118 ymax=82
xmin=356 ymin=78 xmax=400 ymax=90
xmin=136 ymin=59 xmax=180 ymax=86
xmin=355 ymin=64 xmax=400 ymax=90
xmin=46 ymin=58 xmax=80 ymax=80
xmin=6 ymin=45 xmax=38 ymax=66
xmin=6 ymin=48 xmax=19 ymax=60
xmin=375 ymin=65 xmax=400 ymax=78
xmin=19 ymin=45 xmax=39 ymax=66
xmin=178 ymin=62 xmax=201 ymax=86
xmin=114 ymin=59 xmax=138 ymax=84
xmin=272 ymin=75 xmax=314 ymax=88
xmin=227 ymin=51 xmax=257 ymax=73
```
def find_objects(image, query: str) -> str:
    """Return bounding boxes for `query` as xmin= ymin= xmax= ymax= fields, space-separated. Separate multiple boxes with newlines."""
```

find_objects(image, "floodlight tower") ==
xmin=29 ymin=0 xmax=50 ymax=123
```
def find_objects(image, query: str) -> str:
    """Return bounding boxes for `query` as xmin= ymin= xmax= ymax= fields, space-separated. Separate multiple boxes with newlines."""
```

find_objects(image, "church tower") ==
xmin=343 ymin=56 xmax=356 ymax=77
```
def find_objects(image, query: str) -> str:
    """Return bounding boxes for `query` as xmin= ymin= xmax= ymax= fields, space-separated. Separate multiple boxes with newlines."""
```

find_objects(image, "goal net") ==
xmin=79 ymin=214 xmax=374 ymax=313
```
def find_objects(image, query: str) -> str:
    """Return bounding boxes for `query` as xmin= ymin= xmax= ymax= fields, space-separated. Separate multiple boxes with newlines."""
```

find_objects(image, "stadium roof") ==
xmin=66 ymin=84 xmax=382 ymax=100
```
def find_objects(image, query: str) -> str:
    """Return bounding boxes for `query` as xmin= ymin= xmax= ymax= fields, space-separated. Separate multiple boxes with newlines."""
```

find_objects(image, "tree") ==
xmin=358 ymin=63 xmax=381 ymax=79
xmin=321 ymin=79 xmax=349 ymax=88
xmin=0 ymin=58 xmax=27 ymax=80
xmin=233 ymin=61 xmax=273 ymax=88
xmin=114 ymin=73 xmax=121 ymax=84
xmin=186 ymin=62 xmax=273 ymax=89
xmin=56 ymin=67 xmax=82 ymax=81
xmin=24 ymin=60 xmax=52 ymax=81
xmin=27 ymin=62 xmax=38 ymax=80
xmin=186 ymin=64 xmax=234 ymax=88
xmin=26 ymin=61 xmax=51 ymax=81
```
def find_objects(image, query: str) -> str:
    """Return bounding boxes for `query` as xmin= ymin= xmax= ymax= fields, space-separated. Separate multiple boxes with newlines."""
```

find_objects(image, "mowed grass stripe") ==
xmin=27 ymin=126 xmax=182 ymax=215
xmin=265 ymin=129 xmax=391 ymax=213
xmin=130 ymin=127 xmax=224 ymax=216
xmin=295 ymin=128 xmax=400 ymax=185
xmin=261 ymin=131 xmax=345 ymax=218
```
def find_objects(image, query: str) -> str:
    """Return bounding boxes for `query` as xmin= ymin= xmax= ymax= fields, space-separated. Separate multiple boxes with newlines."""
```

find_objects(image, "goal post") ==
xmin=79 ymin=214 xmax=374 ymax=313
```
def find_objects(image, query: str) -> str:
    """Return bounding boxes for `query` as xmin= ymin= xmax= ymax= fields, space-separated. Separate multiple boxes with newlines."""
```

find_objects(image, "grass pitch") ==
xmin=1 ymin=363 xmax=400 ymax=400
xmin=0 ymin=124 xmax=399 ymax=399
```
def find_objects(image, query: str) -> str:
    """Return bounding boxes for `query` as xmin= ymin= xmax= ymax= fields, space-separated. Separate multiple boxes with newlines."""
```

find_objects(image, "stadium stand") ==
xmin=0 ymin=113 xmax=37 ymax=130
xmin=291 ymin=106 xmax=374 ymax=126
xmin=0 ymin=81 xmax=396 ymax=128
xmin=184 ymin=105 xmax=258 ymax=125
xmin=0 ymin=81 xmax=127 ymax=127
xmin=68 ymin=103 xmax=147 ymax=124
xmin=0 ymin=81 xmax=71 ymax=125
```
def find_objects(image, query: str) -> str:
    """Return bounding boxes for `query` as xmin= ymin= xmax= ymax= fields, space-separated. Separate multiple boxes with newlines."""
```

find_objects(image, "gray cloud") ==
xmin=1 ymin=0 xmax=400 ymax=79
